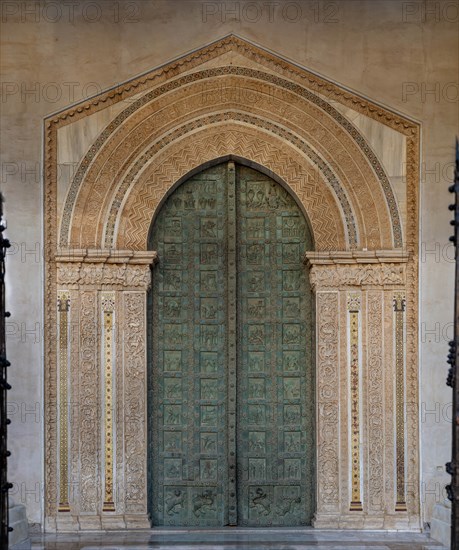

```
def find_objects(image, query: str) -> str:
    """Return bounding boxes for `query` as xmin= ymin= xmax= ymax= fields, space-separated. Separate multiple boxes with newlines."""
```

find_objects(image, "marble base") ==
xmin=8 ymin=502 xmax=30 ymax=549
xmin=29 ymin=528 xmax=446 ymax=550
xmin=124 ymin=514 xmax=151 ymax=529
xmin=45 ymin=513 xmax=151 ymax=532
xmin=430 ymin=502 xmax=451 ymax=548
xmin=313 ymin=512 xmax=421 ymax=530
xmin=55 ymin=513 xmax=80 ymax=532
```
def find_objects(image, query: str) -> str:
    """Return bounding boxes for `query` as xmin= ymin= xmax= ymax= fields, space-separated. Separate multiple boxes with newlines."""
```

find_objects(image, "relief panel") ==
xmin=237 ymin=165 xmax=314 ymax=526
xmin=150 ymin=165 xmax=228 ymax=526
xmin=149 ymin=163 xmax=314 ymax=527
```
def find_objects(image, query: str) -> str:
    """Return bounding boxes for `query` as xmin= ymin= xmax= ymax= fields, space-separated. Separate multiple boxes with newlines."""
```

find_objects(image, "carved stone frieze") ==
xmin=306 ymin=252 xmax=408 ymax=290
xmin=56 ymin=250 xmax=157 ymax=290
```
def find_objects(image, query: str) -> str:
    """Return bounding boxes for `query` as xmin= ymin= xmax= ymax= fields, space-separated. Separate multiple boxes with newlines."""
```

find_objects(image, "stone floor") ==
xmin=27 ymin=529 xmax=447 ymax=550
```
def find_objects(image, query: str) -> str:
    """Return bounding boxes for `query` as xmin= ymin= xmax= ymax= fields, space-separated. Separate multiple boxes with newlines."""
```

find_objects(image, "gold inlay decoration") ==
xmin=102 ymin=293 xmax=116 ymax=512
xmin=394 ymin=293 xmax=407 ymax=512
xmin=348 ymin=293 xmax=363 ymax=511
xmin=57 ymin=291 xmax=70 ymax=512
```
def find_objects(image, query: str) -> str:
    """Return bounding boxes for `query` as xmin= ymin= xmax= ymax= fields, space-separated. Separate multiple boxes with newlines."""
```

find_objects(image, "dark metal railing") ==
xmin=0 ymin=193 xmax=12 ymax=547
xmin=446 ymin=140 xmax=459 ymax=549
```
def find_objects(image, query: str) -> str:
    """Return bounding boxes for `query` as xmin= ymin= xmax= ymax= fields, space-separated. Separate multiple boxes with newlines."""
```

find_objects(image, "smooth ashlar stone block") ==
xmin=430 ymin=502 xmax=451 ymax=548
xmin=8 ymin=503 xmax=29 ymax=548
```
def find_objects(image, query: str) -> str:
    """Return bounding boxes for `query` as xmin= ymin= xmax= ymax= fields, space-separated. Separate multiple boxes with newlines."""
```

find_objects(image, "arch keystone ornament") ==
xmin=44 ymin=34 xmax=420 ymax=531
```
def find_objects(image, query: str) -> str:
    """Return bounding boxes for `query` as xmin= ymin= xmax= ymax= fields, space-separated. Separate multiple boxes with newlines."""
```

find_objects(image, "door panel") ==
xmin=237 ymin=166 xmax=314 ymax=526
xmin=150 ymin=164 xmax=229 ymax=526
xmin=148 ymin=162 xmax=314 ymax=527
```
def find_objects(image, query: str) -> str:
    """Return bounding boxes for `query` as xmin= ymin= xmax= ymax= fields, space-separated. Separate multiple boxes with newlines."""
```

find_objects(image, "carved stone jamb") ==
xmin=305 ymin=251 xmax=419 ymax=530
xmin=53 ymin=249 xmax=157 ymax=531
xmin=312 ymin=289 xmax=341 ymax=528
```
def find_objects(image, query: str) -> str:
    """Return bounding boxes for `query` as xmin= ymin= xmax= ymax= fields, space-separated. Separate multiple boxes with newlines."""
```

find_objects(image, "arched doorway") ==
xmin=147 ymin=161 xmax=315 ymax=527
xmin=47 ymin=36 xmax=420 ymax=531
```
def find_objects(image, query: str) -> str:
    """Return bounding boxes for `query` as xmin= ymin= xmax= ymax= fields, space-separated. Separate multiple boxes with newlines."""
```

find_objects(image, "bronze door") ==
xmin=148 ymin=161 xmax=314 ymax=527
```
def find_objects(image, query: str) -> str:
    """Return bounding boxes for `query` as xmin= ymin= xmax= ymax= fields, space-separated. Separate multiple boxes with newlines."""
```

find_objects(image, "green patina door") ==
xmin=148 ymin=161 xmax=314 ymax=527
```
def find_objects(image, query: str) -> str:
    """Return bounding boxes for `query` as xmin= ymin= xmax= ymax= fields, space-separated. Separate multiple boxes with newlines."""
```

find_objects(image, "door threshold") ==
xmin=148 ymin=527 xmax=312 ymax=533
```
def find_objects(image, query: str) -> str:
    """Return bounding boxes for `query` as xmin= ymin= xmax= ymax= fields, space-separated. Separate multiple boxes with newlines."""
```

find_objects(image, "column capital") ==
xmin=55 ymin=249 xmax=158 ymax=290
xmin=305 ymin=250 xmax=408 ymax=291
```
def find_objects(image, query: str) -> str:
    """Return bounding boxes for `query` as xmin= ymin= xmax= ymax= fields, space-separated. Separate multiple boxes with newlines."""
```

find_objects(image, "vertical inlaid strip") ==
xmin=102 ymin=292 xmax=116 ymax=512
xmin=227 ymin=161 xmax=237 ymax=525
xmin=394 ymin=293 xmax=407 ymax=511
xmin=57 ymin=291 xmax=70 ymax=512
xmin=348 ymin=293 xmax=362 ymax=511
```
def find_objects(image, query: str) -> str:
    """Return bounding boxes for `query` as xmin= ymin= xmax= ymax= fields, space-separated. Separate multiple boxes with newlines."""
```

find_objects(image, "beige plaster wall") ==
xmin=1 ymin=0 xmax=457 ymax=527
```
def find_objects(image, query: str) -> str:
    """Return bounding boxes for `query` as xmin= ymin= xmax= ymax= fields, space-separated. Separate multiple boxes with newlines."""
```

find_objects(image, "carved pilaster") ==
xmin=393 ymin=292 xmax=407 ymax=512
xmin=309 ymin=252 xmax=413 ymax=529
xmin=57 ymin=291 xmax=70 ymax=513
xmin=53 ymin=250 xmax=156 ymax=530
xmin=313 ymin=291 xmax=340 ymax=526
xmin=366 ymin=291 xmax=385 ymax=515
xmin=101 ymin=293 xmax=116 ymax=513
xmin=122 ymin=291 xmax=149 ymax=524
xmin=78 ymin=291 xmax=100 ymax=524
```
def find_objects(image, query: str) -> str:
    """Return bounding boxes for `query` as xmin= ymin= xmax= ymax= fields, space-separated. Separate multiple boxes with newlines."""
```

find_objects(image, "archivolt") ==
xmin=60 ymin=69 xmax=400 ymax=252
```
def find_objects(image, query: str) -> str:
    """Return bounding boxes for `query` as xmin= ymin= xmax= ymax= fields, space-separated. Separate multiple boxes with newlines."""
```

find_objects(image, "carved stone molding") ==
xmin=56 ymin=250 xmax=157 ymax=290
xmin=43 ymin=35 xmax=420 ymax=532
xmin=118 ymin=126 xmax=346 ymax=251
xmin=306 ymin=251 xmax=408 ymax=291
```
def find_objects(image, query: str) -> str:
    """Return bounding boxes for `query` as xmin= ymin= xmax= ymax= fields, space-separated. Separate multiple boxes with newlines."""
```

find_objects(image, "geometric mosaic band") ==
xmin=393 ymin=293 xmax=407 ymax=512
xmin=57 ymin=291 xmax=71 ymax=512
xmin=348 ymin=293 xmax=363 ymax=511
xmin=101 ymin=292 xmax=116 ymax=512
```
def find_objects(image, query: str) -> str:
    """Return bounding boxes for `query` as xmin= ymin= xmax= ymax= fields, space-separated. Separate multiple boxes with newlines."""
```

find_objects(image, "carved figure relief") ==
xmin=249 ymin=488 xmax=271 ymax=516
xmin=165 ymin=489 xmax=185 ymax=516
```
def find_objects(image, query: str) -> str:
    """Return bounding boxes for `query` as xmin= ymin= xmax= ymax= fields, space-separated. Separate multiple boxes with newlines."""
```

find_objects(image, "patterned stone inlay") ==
xmin=57 ymin=291 xmax=70 ymax=512
xmin=101 ymin=292 xmax=116 ymax=512
xmin=119 ymin=128 xmax=345 ymax=252
xmin=393 ymin=293 xmax=407 ymax=512
xmin=348 ymin=293 xmax=362 ymax=511
xmin=103 ymin=111 xmax=357 ymax=250
xmin=59 ymin=67 xmax=401 ymax=249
